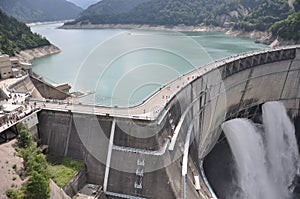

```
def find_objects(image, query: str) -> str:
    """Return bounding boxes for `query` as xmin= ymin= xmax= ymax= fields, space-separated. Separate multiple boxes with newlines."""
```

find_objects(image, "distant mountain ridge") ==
xmin=0 ymin=0 xmax=83 ymax=23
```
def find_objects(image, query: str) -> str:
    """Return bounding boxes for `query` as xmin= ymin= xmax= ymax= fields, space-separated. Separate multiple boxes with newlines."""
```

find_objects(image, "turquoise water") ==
xmin=31 ymin=23 xmax=267 ymax=106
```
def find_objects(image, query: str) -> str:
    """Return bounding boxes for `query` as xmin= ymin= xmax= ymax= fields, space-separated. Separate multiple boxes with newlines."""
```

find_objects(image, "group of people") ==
xmin=0 ymin=92 xmax=36 ymax=129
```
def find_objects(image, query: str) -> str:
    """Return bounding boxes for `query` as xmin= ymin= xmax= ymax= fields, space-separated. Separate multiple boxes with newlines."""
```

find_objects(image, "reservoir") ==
xmin=31 ymin=23 xmax=267 ymax=107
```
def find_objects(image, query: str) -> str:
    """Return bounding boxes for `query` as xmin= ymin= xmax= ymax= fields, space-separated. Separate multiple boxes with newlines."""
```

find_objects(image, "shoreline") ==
xmin=26 ymin=20 xmax=73 ymax=27
xmin=16 ymin=44 xmax=61 ymax=62
xmin=59 ymin=23 xmax=277 ymax=46
xmin=60 ymin=23 xmax=298 ymax=47
xmin=60 ymin=23 xmax=229 ymax=32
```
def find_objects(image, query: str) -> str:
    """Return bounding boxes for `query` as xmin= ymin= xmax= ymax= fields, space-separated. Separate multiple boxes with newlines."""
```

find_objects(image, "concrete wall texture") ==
xmin=63 ymin=168 xmax=87 ymax=197
xmin=37 ymin=46 xmax=300 ymax=199
xmin=30 ymin=75 xmax=70 ymax=100
xmin=50 ymin=179 xmax=71 ymax=199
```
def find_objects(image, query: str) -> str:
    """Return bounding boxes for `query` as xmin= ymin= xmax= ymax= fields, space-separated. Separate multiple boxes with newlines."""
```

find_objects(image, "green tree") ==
xmin=26 ymin=153 xmax=48 ymax=176
xmin=5 ymin=189 xmax=24 ymax=199
xmin=0 ymin=9 xmax=50 ymax=55
xmin=12 ymin=123 xmax=50 ymax=199
xmin=16 ymin=123 xmax=32 ymax=148
xmin=25 ymin=171 xmax=50 ymax=199
xmin=236 ymin=0 xmax=292 ymax=31
xmin=270 ymin=11 xmax=300 ymax=41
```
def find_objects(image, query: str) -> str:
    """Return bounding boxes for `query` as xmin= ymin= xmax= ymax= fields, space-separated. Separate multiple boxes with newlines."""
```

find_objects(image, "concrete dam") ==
xmin=30 ymin=45 xmax=300 ymax=198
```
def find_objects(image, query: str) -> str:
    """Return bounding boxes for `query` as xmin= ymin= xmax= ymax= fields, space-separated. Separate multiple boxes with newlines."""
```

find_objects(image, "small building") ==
xmin=10 ymin=57 xmax=32 ymax=76
xmin=10 ymin=57 xmax=19 ymax=66
xmin=0 ymin=54 xmax=12 ymax=79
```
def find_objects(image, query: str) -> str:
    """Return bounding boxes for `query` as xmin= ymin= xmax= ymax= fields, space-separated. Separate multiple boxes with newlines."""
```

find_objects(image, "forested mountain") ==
xmin=67 ymin=0 xmax=100 ymax=9
xmin=66 ymin=0 xmax=299 ymax=43
xmin=0 ymin=10 xmax=50 ymax=56
xmin=270 ymin=10 xmax=300 ymax=41
xmin=235 ymin=0 xmax=300 ymax=41
xmin=234 ymin=0 xmax=296 ymax=31
xmin=0 ymin=0 xmax=83 ymax=23
xmin=68 ymin=0 xmax=264 ymax=26
xmin=78 ymin=0 xmax=150 ymax=20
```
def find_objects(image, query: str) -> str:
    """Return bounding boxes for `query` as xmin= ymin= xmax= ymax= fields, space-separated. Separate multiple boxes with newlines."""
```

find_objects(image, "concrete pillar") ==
xmin=64 ymin=112 xmax=73 ymax=157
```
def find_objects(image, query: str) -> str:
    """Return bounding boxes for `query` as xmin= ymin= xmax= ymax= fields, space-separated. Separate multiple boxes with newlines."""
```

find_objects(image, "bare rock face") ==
xmin=228 ymin=5 xmax=250 ymax=19
xmin=215 ymin=5 xmax=251 ymax=28
xmin=255 ymin=33 xmax=275 ymax=44
xmin=216 ymin=14 xmax=232 ymax=27
xmin=229 ymin=11 xmax=240 ymax=19
xmin=237 ymin=5 xmax=250 ymax=17
xmin=288 ymin=0 xmax=295 ymax=10
xmin=226 ymin=29 xmax=270 ymax=39
xmin=226 ymin=28 xmax=299 ymax=47
xmin=17 ymin=44 xmax=61 ymax=61
xmin=270 ymin=37 xmax=299 ymax=47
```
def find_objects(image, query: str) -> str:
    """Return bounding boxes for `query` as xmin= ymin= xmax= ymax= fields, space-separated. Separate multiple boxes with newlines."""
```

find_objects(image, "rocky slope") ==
xmin=17 ymin=45 xmax=61 ymax=61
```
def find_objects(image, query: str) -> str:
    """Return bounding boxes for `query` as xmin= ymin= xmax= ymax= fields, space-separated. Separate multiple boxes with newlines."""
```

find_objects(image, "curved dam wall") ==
xmin=37 ymin=45 xmax=300 ymax=198
xmin=160 ymin=45 xmax=300 ymax=163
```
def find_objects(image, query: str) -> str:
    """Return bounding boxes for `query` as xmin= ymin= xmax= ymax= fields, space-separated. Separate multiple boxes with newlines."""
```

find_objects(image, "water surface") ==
xmin=31 ymin=23 xmax=267 ymax=106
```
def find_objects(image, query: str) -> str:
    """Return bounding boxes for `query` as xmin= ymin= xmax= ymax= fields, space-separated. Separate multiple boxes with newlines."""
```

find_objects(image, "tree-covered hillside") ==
xmin=234 ymin=0 xmax=294 ymax=31
xmin=235 ymin=0 xmax=300 ymax=41
xmin=71 ymin=0 xmax=263 ymax=26
xmin=78 ymin=0 xmax=150 ymax=20
xmin=0 ymin=10 xmax=50 ymax=56
xmin=270 ymin=10 xmax=300 ymax=41
xmin=0 ymin=0 xmax=83 ymax=23
xmin=67 ymin=0 xmax=299 ymax=43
